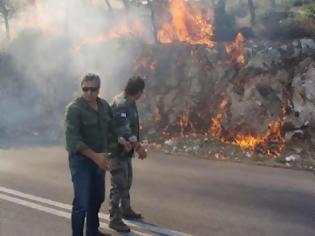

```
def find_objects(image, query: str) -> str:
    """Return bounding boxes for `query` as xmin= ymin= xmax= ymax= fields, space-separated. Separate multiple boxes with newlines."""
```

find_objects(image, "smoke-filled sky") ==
xmin=0 ymin=0 xmax=153 ymax=145
xmin=4 ymin=0 xmax=153 ymax=90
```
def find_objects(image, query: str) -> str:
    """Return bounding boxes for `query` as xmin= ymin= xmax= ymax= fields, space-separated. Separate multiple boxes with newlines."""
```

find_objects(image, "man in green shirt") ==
xmin=109 ymin=76 xmax=147 ymax=233
xmin=65 ymin=73 xmax=116 ymax=236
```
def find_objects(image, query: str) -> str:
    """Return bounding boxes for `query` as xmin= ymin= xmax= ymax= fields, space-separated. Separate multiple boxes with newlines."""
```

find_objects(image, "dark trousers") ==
xmin=68 ymin=152 xmax=105 ymax=236
xmin=109 ymin=157 xmax=133 ymax=221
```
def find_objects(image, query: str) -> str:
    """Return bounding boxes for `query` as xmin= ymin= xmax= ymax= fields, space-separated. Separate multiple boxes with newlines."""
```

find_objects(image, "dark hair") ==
xmin=124 ymin=76 xmax=145 ymax=96
xmin=81 ymin=73 xmax=101 ymax=88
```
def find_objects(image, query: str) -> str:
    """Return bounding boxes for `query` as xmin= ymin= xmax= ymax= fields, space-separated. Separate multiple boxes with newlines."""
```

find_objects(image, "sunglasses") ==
xmin=82 ymin=87 xmax=99 ymax=92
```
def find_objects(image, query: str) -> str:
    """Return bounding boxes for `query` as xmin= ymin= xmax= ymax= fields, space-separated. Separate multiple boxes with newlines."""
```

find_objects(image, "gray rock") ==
xmin=290 ymin=147 xmax=303 ymax=154
xmin=290 ymin=60 xmax=315 ymax=127
xmin=300 ymin=38 xmax=315 ymax=54
xmin=285 ymin=130 xmax=304 ymax=142
xmin=285 ymin=154 xmax=301 ymax=162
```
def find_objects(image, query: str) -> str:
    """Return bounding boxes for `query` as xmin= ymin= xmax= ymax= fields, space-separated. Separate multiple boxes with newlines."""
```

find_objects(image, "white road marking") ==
xmin=0 ymin=186 xmax=192 ymax=236
xmin=0 ymin=192 xmax=71 ymax=218
xmin=0 ymin=186 xmax=71 ymax=210
xmin=0 ymin=192 xmax=151 ymax=236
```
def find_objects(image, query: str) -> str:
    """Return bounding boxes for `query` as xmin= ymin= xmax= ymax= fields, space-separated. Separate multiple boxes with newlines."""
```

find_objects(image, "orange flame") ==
xmin=231 ymin=118 xmax=285 ymax=157
xmin=210 ymin=98 xmax=228 ymax=137
xmin=158 ymin=0 xmax=215 ymax=48
xmin=210 ymin=97 xmax=286 ymax=157
xmin=178 ymin=114 xmax=196 ymax=137
xmin=225 ymin=32 xmax=245 ymax=64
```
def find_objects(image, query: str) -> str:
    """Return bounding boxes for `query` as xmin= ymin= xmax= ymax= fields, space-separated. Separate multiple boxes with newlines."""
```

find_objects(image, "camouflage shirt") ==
xmin=111 ymin=92 xmax=140 ymax=158
xmin=65 ymin=97 xmax=118 ymax=154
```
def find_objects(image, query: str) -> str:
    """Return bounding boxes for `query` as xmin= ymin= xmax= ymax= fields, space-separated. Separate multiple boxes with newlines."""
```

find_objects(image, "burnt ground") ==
xmin=148 ymin=135 xmax=315 ymax=172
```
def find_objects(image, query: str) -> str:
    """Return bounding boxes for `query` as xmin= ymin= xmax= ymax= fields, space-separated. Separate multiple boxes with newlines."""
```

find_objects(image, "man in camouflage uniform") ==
xmin=109 ymin=76 xmax=147 ymax=233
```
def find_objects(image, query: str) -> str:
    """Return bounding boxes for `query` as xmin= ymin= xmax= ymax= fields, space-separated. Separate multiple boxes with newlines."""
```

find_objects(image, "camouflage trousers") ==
xmin=109 ymin=157 xmax=133 ymax=221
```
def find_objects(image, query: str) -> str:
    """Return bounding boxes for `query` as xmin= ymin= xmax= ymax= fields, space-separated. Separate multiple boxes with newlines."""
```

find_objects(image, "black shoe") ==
xmin=122 ymin=208 xmax=143 ymax=220
xmin=109 ymin=219 xmax=130 ymax=233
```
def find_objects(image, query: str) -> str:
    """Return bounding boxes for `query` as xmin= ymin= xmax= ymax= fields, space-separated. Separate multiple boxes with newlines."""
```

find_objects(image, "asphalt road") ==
xmin=0 ymin=147 xmax=314 ymax=236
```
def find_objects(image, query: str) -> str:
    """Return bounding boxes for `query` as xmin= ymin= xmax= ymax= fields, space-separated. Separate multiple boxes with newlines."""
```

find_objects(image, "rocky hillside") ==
xmin=134 ymin=38 xmax=315 ymax=170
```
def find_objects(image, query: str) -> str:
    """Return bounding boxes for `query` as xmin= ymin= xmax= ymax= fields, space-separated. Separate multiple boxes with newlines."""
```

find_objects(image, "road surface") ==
xmin=0 ymin=147 xmax=314 ymax=236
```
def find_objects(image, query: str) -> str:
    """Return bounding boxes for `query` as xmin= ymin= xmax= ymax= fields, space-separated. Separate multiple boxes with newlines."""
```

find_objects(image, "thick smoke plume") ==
xmin=0 ymin=0 xmax=153 ymax=147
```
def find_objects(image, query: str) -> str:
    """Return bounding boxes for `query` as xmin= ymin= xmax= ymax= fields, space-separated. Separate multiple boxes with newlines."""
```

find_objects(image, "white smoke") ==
xmin=0 ymin=0 xmax=153 ymax=147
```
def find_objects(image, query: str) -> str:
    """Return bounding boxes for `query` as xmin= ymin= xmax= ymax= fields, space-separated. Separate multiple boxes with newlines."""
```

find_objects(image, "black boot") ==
xmin=109 ymin=219 xmax=130 ymax=233
xmin=122 ymin=208 xmax=142 ymax=220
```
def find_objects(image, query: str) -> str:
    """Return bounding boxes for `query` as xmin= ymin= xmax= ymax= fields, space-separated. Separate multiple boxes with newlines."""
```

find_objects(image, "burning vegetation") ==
xmin=225 ymin=32 xmax=245 ymax=65
xmin=132 ymin=0 xmax=288 ymax=158
xmin=157 ymin=0 xmax=215 ymax=48
xmin=209 ymin=98 xmax=287 ymax=157
xmin=1 ymin=0 xmax=315 ymax=168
